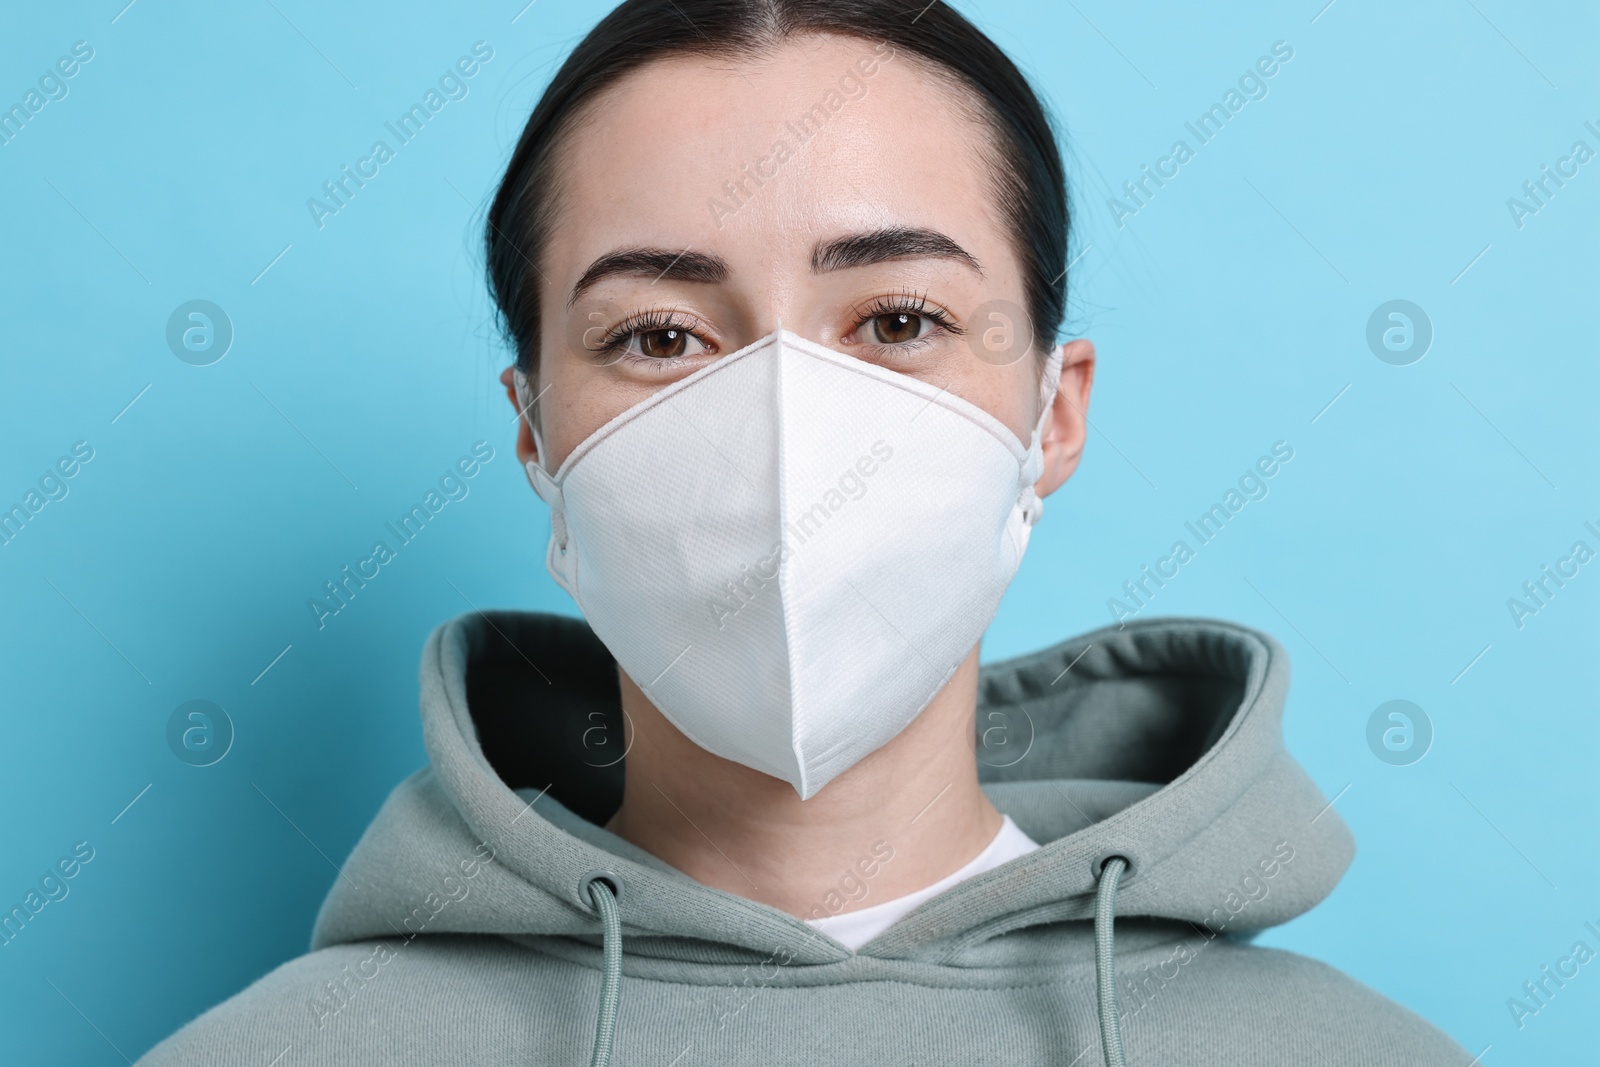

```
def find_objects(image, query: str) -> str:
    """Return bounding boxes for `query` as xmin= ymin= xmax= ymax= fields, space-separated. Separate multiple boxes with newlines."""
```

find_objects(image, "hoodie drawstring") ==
xmin=584 ymin=877 xmax=623 ymax=1067
xmin=581 ymin=862 xmax=1126 ymax=1066
xmin=1093 ymin=856 xmax=1130 ymax=1067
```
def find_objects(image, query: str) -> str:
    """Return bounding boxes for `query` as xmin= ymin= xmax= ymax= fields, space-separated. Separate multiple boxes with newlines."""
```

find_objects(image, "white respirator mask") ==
xmin=520 ymin=327 xmax=1062 ymax=799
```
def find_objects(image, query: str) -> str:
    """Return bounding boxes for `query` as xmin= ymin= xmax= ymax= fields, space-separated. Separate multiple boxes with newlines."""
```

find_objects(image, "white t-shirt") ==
xmin=804 ymin=816 xmax=1041 ymax=950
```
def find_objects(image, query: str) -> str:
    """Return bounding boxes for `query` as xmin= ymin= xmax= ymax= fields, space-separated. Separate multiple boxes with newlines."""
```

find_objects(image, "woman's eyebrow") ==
xmin=811 ymin=227 xmax=984 ymax=275
xmin=567 ymin=248 xmax=729 ymax=307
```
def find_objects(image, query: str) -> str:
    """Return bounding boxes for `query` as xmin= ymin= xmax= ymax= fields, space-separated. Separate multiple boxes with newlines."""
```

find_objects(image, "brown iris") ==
xmin=638 ymin=328 xmax=689 ymax=358
xmin=870 ymin=312 xmax=921 ymax=344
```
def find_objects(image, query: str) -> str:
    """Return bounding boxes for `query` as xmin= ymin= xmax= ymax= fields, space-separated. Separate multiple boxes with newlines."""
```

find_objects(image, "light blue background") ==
xmin=2 ymin=0 xmax=1595 ymax=1061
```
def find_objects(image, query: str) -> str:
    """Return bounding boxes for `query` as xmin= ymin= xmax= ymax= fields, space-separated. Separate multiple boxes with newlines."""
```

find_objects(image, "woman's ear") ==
xmin=1033 ymin=338 xmax=1096 ymax=499
xmin=500 ymin=365 xmax=540 ymax=469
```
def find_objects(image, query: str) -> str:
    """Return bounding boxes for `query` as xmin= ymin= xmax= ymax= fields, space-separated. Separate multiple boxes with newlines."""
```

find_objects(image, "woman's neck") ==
xmin=603 ymin=645 xmax=1002 ymax=918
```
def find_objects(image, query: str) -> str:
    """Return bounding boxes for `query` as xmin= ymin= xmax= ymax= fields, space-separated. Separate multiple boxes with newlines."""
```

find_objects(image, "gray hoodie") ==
xmin=136 ymin=611 xmax=1469 ymax=1065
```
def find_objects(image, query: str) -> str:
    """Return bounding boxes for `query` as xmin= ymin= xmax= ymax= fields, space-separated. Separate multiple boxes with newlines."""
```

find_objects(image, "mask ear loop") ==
xmin=512 ymin=370 xmax=550 ymax=472
xmin=1021 ymin=343 xmax=1065 ymax=479
xmin=1016 ymin=342 xmax=1066 ymax=527
xmin=1038 ymin=343 xmax=1065 ymax=435
xmin=515 ymin=371 xmax=570 ymax=554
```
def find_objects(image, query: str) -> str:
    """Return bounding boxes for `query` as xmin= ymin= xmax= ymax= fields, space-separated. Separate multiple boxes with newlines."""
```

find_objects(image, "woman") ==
xmin=139 ymin=1 xmax=1467 ymax=1063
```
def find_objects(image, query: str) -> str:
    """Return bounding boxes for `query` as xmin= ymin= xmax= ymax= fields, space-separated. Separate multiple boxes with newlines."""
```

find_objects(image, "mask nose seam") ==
xmin=773 ymin=330 xmax=809 ymax=798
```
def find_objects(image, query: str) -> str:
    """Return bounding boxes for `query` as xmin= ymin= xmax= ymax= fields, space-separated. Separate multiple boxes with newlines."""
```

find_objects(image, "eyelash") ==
xmin=851 ymin=290 xmax=965 ymax=349
xmin=589 ymin=291 xmax=965 ymax=369
xmin=591 ymin=308 xmax=706 ymax=371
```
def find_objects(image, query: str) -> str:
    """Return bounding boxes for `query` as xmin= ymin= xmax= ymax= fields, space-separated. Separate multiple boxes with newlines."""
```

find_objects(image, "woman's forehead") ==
xmin=543 ymin=35 xmax=1011 ymax=284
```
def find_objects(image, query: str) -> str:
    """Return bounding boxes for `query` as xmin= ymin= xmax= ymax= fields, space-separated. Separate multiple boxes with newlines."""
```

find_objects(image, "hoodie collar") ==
xmin=313 ymin=612 xmax=1353 ymax=964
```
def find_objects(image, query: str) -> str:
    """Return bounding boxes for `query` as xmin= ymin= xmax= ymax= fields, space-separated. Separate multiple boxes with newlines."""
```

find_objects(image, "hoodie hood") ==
xmin=311 ymin=611 xmax=1353 ymax=965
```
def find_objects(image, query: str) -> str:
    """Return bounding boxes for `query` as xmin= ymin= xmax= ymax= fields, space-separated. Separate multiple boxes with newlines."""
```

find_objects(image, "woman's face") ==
xmin=507 ymin=33 xmax=1091 ymax=483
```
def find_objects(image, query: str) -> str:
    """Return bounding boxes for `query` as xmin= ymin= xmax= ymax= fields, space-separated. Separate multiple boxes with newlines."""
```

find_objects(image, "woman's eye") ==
xmin=863 ymin=312 xmax=931 ymax=346
xmin=621 ymin=327 xmax=706 ymax=360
